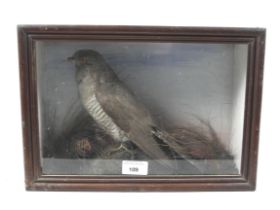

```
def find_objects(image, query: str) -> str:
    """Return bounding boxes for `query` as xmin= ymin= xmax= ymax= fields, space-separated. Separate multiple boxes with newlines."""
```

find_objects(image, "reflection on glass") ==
xmin=36 ymin=41 xmax=248 ymax=175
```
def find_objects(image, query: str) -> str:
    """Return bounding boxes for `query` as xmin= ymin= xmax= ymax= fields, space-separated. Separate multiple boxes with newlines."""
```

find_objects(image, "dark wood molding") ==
xmin=18 ymin=25 xmax=266 ymax=191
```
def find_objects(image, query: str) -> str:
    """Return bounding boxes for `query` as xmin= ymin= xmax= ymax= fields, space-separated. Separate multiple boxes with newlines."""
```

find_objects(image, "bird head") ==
xmin=68 ymin=49 xmax=107 ymax=84
xmin=68 ymin=49 xmax=104 ymax=67
xmin=68 ymin=49 xmax=117 ymax=85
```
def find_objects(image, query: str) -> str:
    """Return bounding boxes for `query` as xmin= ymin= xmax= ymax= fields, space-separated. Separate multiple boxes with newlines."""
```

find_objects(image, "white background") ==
xmin=0 ymin=0 xmax=279 ymax=209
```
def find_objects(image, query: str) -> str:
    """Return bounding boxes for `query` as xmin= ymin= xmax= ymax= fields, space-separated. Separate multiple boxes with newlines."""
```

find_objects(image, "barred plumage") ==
xmin=78 ymin=71 xmax=128 ymax=142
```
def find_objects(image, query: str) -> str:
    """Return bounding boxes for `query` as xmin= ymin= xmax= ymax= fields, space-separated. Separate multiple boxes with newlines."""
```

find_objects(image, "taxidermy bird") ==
xmin=68 ymin=49 xmax=232 ymax=168
xmin=68 ymin=49 xmax=186 ymax=167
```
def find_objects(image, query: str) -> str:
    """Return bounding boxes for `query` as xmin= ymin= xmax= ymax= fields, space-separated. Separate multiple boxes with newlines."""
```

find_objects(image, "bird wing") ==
xmin=95 ymin=79 xmax=170 ymax=162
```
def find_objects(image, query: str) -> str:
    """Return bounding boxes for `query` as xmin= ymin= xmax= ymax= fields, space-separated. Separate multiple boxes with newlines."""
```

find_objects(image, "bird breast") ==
xmin=78 ymin=72 xmax=128 ymax=142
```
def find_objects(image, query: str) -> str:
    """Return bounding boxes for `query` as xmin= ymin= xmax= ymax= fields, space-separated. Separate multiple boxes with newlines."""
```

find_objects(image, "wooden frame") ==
xmin=18 ymin=25 xmax=265 ymax=191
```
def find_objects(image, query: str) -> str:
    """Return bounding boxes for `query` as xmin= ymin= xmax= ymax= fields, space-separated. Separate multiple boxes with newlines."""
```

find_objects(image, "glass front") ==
xmin=36 ymin=41 xmax=248 ymax=175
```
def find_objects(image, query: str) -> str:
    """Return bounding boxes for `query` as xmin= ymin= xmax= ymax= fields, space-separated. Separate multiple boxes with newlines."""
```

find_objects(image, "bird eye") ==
xmin=80 ymin=57 xmax=87 ymax=64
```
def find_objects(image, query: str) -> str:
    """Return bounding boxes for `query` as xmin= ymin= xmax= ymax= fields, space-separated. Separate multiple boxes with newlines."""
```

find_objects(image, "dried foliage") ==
xmin=167 ymin=121 xmax=232 ymax=159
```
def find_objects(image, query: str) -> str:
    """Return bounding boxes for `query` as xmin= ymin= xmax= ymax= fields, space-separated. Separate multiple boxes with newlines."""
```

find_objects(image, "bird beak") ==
xmin=67 ymin=56 xmax=74 ymax=61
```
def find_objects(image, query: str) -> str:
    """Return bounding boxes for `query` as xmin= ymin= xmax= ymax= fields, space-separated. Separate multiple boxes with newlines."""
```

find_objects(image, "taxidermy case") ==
xmin=37 ymin=41 xmax=245 ymax=175
xmin=18 ymin=26 xmax=265 ymax=191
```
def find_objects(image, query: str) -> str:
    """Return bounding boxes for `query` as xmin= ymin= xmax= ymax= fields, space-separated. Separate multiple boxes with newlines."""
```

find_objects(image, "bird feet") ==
xmin=104 ymin=142 xmax=136 ymax=159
